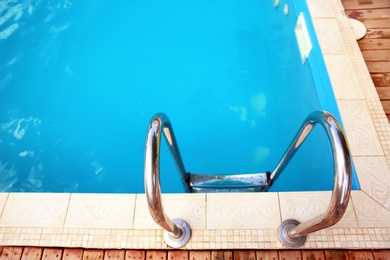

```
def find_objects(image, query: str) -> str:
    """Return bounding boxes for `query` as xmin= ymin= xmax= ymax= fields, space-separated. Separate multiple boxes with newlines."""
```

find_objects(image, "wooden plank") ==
xmin=42 ymin=248 xmax=63 ymax=260
xmin=21 ymin=248 xmax=43 ymax=260
xmin=373 ymin=250 xmax=390 ymax=260
xmin=353 ymin=18 xmax=390 ymax=29
xmin=211 ymin=251 xmax=233 ymax=260
xmin=125 ymin=250 xmax=145 ymax=260
xmin=82 ymin=250 xmax=104 ymax=260
xmin=366 ymin=62 xmax=390 ymax=73
xmin=301 ymin=250 xmax=325 ymax=260
xmin=324 ymin=250 xmax=348 ymax=260
xmin=365 ymin=28 xmax=390 ymax=39
xmin=346 ymin=8 xmax=390 ymax=19
xmin=278 ymin=250 xmax=302 ymax=260
xmin=348 ymin=250 xmax=374 ymax=260
xmin=233 ymin=251 xmax=256 ymax=260
xmin=146 ymin=251 xmax=167 ymax=260
xmin=381 ymin=100 xmax=390 ymax=113
xmin=375 ymin=86 xmax=390 ymax=100
xmin=62 ymin=249 xmax=83 ymax=260
xmin=104 ymin=250 xmax=125 ymax=260
xmin=362 ymin=50 xmax=390 ymax=61
xmin=168 ymin=251 xmax=188 ymax=260
xmin=63 ymin=249 xmax=83 ymax=260
xmin=256 ymin=250 xmax=279 ymax=260
xmin=358 ymin=39 xmax=390 ymax=50
xmin=189 ymin=251 xmax=210 ymax=260
xmin=372 ymin=73 xmax=390 ymax=86
xmin=210 ymin=251 xmax=232 ymax=260
xmin=342 ymin=0 xmax=390 ymax=10
xmin=0 ymin=247 xmax=23 ymax=260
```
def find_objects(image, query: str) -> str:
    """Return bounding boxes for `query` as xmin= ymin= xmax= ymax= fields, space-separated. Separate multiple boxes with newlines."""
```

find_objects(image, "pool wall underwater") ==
xmin=0 ymin=0 xmax=358 ymax=193
xmin=0 ymin=0 xmax=390 ymax=250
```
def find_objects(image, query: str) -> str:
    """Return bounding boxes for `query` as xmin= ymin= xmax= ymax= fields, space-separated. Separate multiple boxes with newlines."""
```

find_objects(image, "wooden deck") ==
xmin=1 ymin=247 xmax=390 ymax=260
xmin=341 ymin=0 xmax=390 ymax=121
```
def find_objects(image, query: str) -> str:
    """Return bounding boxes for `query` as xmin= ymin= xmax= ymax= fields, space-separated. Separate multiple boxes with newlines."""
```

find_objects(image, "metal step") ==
xmin=189 ymin=172 xmax=270 ymax=193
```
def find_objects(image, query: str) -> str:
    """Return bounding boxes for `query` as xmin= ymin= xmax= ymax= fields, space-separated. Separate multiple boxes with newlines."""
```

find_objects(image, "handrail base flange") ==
xmin=163 ymin=219 xmax=191 ymax=248
xmin=278 ymin=219 xmax=307 ymax=248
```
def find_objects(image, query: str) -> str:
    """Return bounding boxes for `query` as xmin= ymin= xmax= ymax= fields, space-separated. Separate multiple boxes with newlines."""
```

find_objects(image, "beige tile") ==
xmin=65 ymin=194 xmax=136 ymax=229
xmin=0 ymin=193 xmax=9 ymax=217
xmin=333 ymin=10 xmax=358 ymax=44
xmin=338 ymin=100 xmax=383 ymax=156
xmin=353 ymin=156 xmax=390 ymax=211
xmin=312 ymin=18 xmax=347 ymax=55
xmin=0 ymin=193 xmax=69 ymax=228
xmin=347 ymin=51 xmax=379 ymax=99
xmin=279 ymin=192 xmax=357 ymax=228
xmin=207 ymin=193 xmax=280 ymax=229
xmin=306 ymin=0 xmax=335 ymax=18
xmin=323 ymin=55 xmax=364 ymax=100
xmin=133 ymin=194 xmax=206 ymax=230
xmin=352 ymin=191 xmax=390 ymax=228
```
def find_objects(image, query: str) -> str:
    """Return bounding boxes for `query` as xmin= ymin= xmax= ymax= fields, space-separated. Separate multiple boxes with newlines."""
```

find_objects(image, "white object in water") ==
xmin=272 ymin=0 xmax=280 ymax=7
xmin=283 ymin=4 xmax=289 ymax=15
xmin=348 ymin=18 xmax=367 ymax=40
xmin=295 ymin=13 xmax=312 ymax=64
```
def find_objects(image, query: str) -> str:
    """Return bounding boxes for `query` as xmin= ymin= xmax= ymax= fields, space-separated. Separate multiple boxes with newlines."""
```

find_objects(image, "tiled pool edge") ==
xmin=0 ymin=192 xmax=389 ymax=249
xmin=1 ymin=0 xmax=390 ymax=249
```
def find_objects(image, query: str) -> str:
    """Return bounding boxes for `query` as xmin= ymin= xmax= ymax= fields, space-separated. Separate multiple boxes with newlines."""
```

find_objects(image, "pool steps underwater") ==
xmin=144 ymin=110 xmax=352 ymax=248
xmin=189 ymin=172 xmax=270 ymax=193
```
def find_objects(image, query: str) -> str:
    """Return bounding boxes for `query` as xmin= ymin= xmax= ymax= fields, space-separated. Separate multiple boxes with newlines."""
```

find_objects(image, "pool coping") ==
xmin=1 ymin=0 xmax=390 ymax=249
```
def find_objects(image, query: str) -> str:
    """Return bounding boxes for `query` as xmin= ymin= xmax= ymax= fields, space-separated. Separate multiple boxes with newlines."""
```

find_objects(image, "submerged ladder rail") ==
xmin=144 ymin=113 xmax=191 ymax=248
xmin=275 ymin=110 xmax=352 ymax=248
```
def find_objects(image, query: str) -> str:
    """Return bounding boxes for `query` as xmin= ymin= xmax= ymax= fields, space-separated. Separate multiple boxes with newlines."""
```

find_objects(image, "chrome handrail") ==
xmin=276 ymin=110 xmax=352 ymax=248
xmin=144 ymin=113 xmax=191 ymax=248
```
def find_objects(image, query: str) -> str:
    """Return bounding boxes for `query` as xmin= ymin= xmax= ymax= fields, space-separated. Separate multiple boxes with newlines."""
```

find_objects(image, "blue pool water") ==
xmin=0 ymin=0 xmax=359 ymax=193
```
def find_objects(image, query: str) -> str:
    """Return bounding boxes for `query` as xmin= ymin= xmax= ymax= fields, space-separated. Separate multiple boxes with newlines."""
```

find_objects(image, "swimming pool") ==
xmin=0 ymin=0 xmax=359 ymax=193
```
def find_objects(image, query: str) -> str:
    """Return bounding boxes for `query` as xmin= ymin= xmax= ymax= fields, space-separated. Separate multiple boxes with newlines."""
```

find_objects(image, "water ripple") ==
xmin=1 ymin=116 xmax=42 ymax=140
xmin=0 ymin=161 xmax=18 ymax=192
xmin=0 ymin=4 xmax=23 ymax=26
xmin=0 ymin=23 xmax=19 ymax=39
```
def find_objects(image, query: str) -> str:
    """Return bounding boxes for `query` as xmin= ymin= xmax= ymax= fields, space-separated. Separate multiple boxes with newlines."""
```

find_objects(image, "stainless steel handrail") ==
xmin=276 ymin=110 xmax=352 ymax=248
xmin=144 ymin=113 xmax=191 ymax=248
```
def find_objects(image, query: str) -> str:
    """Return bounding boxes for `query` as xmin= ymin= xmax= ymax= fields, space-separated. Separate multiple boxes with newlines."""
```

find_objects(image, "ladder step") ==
xmin=190 ymin=172 xmax=270 ymax=192
xmin=191 ymin=187 xmax=265 ymax=193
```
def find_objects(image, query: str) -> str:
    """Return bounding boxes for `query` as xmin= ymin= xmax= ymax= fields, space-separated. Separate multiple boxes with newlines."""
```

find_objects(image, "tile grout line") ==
xmin=132 ymin=194 xmax=138 ymax=230
xmin=277 ymin=192 xmax=283 ymax=224
xmin=62 ymin=193 xmax=72 ymax=230
xmin=360 ymin=189 xmax=390 ymax=215
xmin=205 ymin=193 xmax=208 ymax=230
xmin=0 ymin=193 xmax=10 ymax=221
xmin=348 ymin=192 xmax=360 ymax=229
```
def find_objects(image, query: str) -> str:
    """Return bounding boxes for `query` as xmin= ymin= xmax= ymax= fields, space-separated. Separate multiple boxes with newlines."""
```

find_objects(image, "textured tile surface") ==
xmin=323 ymin=55 xmax=364 ymax=100
xmin=307 ymin=0 xmax=336 ymax=18
xmin=354 ymin=156 xmax=390 ymax=211
xmin=279 ymin=192 xmax=358 ymax=228
xmin=65 ymin=194 xmax=136 ymax=229
xmin=0 ymin=193 xmax=8 ymax=218
xmin=207 ymin=193 xmax=280 ymax=229
xmin=352 ymin=191 xmax=390 ymax=228
xmin=134 ymin=194 xmax=206 ymax=229
xmin=312 ymin=18 xmax=347 ymax=55
xmin=338 ymin=100 xmax=384 ymax=156
xmin=0 ymin=193 xmax=69 ymax=228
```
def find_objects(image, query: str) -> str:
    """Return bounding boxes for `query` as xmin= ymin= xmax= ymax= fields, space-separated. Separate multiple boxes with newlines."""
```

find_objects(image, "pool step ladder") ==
xmin=143 ymin=111 xmax=352 ymax=249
